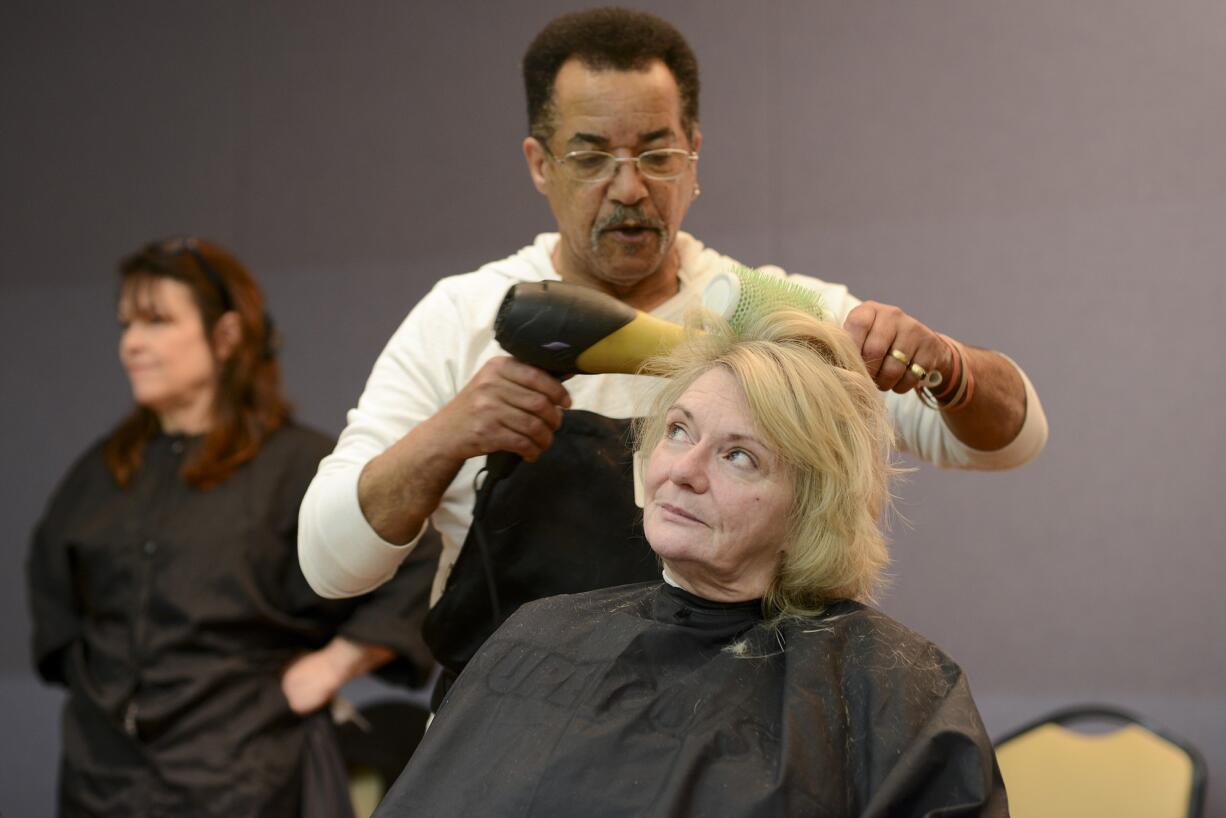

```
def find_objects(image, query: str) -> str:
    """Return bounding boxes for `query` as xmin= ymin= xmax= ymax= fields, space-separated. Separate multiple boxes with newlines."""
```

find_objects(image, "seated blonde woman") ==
xmin=373 ymin=309 xmax=1007 ymax=818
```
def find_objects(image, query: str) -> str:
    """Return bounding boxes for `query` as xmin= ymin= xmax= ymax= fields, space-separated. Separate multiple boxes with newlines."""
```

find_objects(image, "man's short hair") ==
xmin=522 ymin=7 xmax=700 ymax=142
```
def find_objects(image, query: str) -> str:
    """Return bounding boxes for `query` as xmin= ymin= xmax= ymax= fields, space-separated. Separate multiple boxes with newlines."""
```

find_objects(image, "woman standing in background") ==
xmin=27 ymin=238 xmax=431 ymax=817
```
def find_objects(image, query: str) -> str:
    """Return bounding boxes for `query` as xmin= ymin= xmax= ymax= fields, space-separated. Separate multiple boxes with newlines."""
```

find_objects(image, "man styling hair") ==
xmin=298 ymin=7 xmax=1048 ymax=705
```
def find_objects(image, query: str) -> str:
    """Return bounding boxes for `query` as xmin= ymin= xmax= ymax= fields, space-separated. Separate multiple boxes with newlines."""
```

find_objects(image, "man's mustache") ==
xmin=593 ymin=206 xmax=665 ymax=234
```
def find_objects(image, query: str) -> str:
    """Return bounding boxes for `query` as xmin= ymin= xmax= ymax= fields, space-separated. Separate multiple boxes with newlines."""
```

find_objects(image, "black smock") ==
xmin=423 ymin=410 xmax=658 ymax=707
xmin=376 ymin=582 xmax=1008 ymax=818
xmin=26 ymin=424 xmax=436 ymax=818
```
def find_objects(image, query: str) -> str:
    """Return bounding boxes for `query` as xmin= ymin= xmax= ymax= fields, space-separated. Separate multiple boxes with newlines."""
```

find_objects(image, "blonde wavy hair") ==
xmin=636 ymin=308 xmax=898 ymax=618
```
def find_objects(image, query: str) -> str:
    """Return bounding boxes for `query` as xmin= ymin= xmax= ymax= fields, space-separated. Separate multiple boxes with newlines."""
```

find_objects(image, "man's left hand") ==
xmin=843 ymin=300 xmax=952 ymax=393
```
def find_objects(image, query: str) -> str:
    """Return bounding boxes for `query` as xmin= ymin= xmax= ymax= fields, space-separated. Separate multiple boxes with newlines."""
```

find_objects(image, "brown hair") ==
xmin=104 ymin=238 xmax=291 ymax=489
xmin=523 ymin=7 xmax=700 ymax=142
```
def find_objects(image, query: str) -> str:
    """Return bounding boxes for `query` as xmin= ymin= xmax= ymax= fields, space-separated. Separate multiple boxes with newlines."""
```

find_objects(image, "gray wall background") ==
xmin=3 ymin=1 xmax=1224 ymax=814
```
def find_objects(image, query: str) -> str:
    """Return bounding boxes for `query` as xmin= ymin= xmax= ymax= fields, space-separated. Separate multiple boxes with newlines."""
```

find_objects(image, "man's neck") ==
xmin=551 ymin=242 xmax=682 ymax=313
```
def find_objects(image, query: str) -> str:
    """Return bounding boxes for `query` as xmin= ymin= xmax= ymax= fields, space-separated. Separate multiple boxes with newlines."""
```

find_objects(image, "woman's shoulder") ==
xmin=264 ymin=419 xmax=334 ymax=447
xmin=225 ymin=422 xmax=336 ymax=499
xmin=256 ymin=420 xmax=336 ymax=465
xmin=48 ymin=436 xmax=113 ymax=496
xmin=34 ymin=436 xmax=116 ymax=530
xmin=784 ymin=601 xmax=964 ymax=685
xmin=507 ymin=582 xmax=659 ymax=628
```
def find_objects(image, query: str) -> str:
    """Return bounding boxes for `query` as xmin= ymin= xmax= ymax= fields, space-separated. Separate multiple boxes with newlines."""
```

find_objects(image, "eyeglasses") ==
xmin=542 ymin=143 xmax=698 ymax=183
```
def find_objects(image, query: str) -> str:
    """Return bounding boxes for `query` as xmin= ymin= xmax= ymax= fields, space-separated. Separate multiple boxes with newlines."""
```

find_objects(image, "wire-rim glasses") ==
xmin=541 ymin=141 xmax=698 ymax=183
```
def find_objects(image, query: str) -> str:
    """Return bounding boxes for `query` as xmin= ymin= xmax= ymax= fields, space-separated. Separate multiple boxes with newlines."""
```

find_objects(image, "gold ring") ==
xmin=889 ymin=348 xmax=910 ymax=365
xmin=908 ymin=362 xmax=927 ymax=379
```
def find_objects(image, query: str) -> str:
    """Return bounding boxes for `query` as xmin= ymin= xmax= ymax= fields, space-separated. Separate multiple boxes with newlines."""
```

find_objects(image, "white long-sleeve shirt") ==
xmin=299 ymin=232 xmax=1047 ymax=602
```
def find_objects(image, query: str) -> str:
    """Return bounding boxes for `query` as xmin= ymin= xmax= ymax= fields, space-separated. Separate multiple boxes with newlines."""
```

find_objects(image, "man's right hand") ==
xmin=356 ymin=356 xmax=571 ymax=545
xmin=435 ymin=355 xmax=572 ymax=463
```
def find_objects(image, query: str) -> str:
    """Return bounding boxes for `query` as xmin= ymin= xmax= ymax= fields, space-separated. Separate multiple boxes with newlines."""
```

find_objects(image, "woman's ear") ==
xmin=212 ymin=311 xmax=243 ymax=362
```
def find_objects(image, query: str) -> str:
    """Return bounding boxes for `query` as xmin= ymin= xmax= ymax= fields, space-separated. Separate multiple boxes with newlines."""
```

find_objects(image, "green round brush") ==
xmin=702 ymin=264 xmax=826 ymax=331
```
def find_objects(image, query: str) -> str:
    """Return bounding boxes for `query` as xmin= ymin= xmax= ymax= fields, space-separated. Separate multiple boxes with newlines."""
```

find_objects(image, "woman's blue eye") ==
xmin=666 ymin=422 xmax=687 ymax=440
xmin=727 ymin=449 xmax=755 ymax=466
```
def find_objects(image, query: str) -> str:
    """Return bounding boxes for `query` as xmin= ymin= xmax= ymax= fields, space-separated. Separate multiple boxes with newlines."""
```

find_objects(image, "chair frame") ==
xmin=994 ymin=703 xmax=1208 ymax=818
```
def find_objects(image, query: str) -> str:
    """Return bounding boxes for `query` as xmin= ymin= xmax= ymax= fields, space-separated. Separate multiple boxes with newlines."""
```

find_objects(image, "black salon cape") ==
xmin=26 ymin=425 xmax=437 ymax=818
xmin=376 ymin=582 xmax=1007 ymax=818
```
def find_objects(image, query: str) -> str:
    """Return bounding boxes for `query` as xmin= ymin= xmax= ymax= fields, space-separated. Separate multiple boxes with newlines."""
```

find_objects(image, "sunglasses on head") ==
xmin=152 ymin=237 xmax=235 ymax=313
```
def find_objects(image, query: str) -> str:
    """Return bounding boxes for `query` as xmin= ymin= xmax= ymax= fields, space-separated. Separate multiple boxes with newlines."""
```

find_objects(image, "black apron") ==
xmin=422 ymin=409 xmax=658 ymax=706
